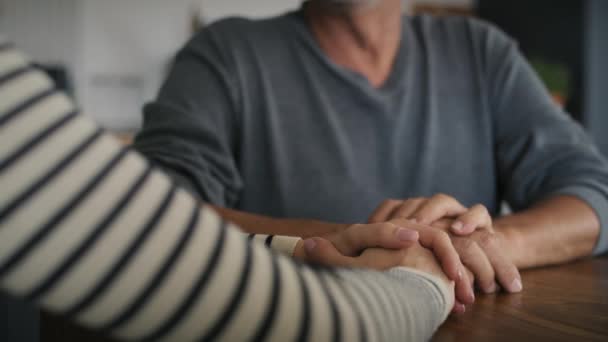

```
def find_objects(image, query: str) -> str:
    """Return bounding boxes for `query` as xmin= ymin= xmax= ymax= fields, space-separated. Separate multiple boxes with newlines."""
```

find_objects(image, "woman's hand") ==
xmin=302 ymin=238 xmax=458 ymax=312
xmin=292 ymin=221 xmax=420 ymax=260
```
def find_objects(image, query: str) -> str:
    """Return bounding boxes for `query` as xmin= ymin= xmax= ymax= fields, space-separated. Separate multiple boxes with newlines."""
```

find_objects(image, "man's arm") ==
xmin=211 ymin=205 xmax=346 ymax=237
xmin=483 ymin=20 xmax=608 ymax=261
xmin=496 ymin=195 xmax=601 ymax=269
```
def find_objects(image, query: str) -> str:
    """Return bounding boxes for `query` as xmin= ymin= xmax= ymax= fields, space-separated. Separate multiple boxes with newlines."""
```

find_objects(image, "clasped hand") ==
xmin=295 ymin=193 xmax=522 ymax=313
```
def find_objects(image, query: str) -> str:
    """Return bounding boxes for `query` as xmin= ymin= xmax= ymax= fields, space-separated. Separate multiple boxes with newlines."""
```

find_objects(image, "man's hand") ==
xmin=372 ymin=192 xmax=523 ymax=294
xmin=431 ymin=219 xmax=522 ymax=294
xmin=369 ymin=194 xmax=492 ymax=235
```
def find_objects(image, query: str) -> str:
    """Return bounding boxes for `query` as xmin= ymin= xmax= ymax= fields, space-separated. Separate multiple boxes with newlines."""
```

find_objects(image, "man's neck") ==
xmin=304 ymin=0 xmax=403 ymax=88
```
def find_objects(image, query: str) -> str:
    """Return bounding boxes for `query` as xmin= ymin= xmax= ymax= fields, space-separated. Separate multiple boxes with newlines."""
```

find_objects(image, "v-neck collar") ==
xmin=286 ymin=4 xmax=411 ymax=96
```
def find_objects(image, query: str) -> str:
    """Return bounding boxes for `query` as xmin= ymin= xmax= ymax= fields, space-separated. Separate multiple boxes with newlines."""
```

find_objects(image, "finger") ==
xmin=368 ymin=199 xmax=402 ymax=223
xmin=303 ymin=238 xmax=354 ymax=267
xmin=430 ymin=218 xmax=453 ymax=231
xmin=465 ymin=267 xmax=475 ymax=288
xmin=402 ymin=232 xmax=474 ymax=306
xmin=343 ymin=223 xmax=419 ymax=255
xmin=454 ymin=237 xmax=497 ymax=294
xmin=416 ymin=228 xmax=462 ymax=282
xmin=453 ymin=265 xmax=476 ymax=305
xmin=390 ymin=198 xmax=426 ymax=220
xmin=358 ymin=248 xmax=412 ymax=270
xmin=477 ymin=234 xmax=522 ymax=293
xmin=411 ymin=193 xmax=467 ymax=225
xmin=452 ymin=300 xmax=467 ymax=314
xmin=451 ymin=204 xmax=492 ymax=235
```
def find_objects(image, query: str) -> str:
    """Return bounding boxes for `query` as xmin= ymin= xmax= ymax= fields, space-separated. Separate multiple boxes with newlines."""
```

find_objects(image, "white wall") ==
xmin=0 ymin=0 xmax=81 ymax=65
xmin=81 ymin=0 xmax=301 ymax=130
xmin=0 ymin=0 xmax=301 ymax=130
xmin=80 ymin=0 xmax=192 ymax=129
xmin=0 ymin=0 xmax=84 ymax=98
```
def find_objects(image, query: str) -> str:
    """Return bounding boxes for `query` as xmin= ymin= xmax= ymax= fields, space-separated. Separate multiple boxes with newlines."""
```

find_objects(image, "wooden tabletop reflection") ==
xmin=432 ymin=257 xmax=608 ymax=342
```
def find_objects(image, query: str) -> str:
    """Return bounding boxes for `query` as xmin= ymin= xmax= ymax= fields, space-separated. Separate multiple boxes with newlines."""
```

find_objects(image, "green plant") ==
xmin=529 ymin=57 xmax=571 ymax=98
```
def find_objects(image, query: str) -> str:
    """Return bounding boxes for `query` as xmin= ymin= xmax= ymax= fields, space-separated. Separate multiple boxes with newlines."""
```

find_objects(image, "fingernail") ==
xmin=451 ymin=221 xmax=463 ymax=232
xmin=303 ymin=239 xmax=317 ymax=252
xmin=511 ymin=279 xmax=523 ymax=292
xmin=486 ymin=282 xmax=497 ymax=293
xmin=463 ymin=223 xmax=476 ymax=232
xmin=396 ymin=228 xmax=418 ymax=241
xmin=455 ymin=303 xmax=466 ymax=313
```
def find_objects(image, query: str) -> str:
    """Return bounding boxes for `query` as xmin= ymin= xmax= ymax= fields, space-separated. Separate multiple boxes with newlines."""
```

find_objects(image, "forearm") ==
xmin=211 ymin=205 xmax=347 ymax=238
xmin=495 ymin=195 xmax=600 ymax=269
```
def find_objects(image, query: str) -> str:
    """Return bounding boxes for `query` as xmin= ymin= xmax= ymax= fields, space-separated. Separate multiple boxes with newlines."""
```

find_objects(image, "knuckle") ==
xmin=432 ymin=193 xmax=450 ymax=202
xmin=457 ymin=237 xmax=478 ymax=252
xmin=434 ymin=193 xmax=462 ymax=210
xmin=379 ymin=222 xmax=396 ymax=234
xmin=405 ymin=198 xmax=423 ymax=206
xmin=380 ymin=199 xmax=395 ymax=207
xmin=477 ymin=232 xmax=497 ymax=249
xmin=344 ymin=224 xmax=363 ymax=244
xmin=374 ymin=223 xmax=396 ymax=243
xmin=472 ymin=204 xmax=490 ymax=216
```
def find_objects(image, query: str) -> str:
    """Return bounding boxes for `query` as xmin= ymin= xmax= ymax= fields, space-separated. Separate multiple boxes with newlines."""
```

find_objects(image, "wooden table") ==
xmin=432 ymin=257 xmax=608 ymax=342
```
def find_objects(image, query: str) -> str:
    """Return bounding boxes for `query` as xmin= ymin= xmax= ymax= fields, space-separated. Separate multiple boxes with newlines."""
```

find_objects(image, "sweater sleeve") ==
xmin=133 ymin=26 xmax=243 ymax=207
xmin=480 ymin=22 xmax=608 ymax=255
xmin=0 ymin=44 xmax=452 ymax=341
xmin=242 ymin=232 xmax=302 ymax=256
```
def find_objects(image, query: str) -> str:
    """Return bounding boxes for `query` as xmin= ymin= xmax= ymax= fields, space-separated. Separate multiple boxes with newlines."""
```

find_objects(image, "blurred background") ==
xmin=0 ymin=0 xmax=607 ymax=341
xmin=1 ymin=0 xmax=606 ymax=140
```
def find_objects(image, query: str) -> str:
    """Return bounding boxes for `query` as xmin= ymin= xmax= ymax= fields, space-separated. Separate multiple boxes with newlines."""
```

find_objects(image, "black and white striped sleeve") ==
xmin=0 ymin=42 xmax=453 ymax=341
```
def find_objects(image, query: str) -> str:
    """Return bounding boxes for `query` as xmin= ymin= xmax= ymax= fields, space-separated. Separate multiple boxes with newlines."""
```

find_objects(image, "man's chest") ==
xmin=235 ymin=81 xmax=499 ymax=220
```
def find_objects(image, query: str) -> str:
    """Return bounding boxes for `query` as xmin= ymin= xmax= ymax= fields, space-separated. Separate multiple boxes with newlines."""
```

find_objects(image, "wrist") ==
xmin=494 ymin=223 xmax=527 ymax=269
xmin=293 ymin=239 xmax=306 ymax=259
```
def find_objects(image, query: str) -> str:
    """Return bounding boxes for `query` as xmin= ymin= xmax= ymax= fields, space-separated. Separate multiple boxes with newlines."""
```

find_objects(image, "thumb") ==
xmin=450 ymin=204 xmax=491 ymax=235
xmin=303 ymin=237 xmax=353 ymax=267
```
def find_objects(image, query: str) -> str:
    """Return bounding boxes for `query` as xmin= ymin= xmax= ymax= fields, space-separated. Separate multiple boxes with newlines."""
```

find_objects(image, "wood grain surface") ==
xmin=433 ymin=257 xmax=608 ymax=342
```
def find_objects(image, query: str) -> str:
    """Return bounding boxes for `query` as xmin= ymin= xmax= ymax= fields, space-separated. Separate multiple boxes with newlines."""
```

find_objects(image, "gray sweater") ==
xmin=135 ymin=9 xmax=608 ymax=254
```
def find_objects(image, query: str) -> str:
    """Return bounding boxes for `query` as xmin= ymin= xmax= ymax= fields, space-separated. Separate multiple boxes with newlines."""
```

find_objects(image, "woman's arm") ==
xmin=0 ymin=43 xmax=452 ymax=341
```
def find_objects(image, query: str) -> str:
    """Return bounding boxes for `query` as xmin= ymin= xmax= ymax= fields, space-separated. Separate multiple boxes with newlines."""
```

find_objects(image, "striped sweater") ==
xmin=0 ymin=41 xmax=452 ymax=341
